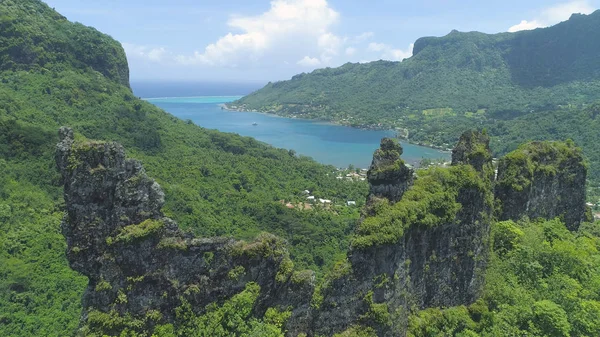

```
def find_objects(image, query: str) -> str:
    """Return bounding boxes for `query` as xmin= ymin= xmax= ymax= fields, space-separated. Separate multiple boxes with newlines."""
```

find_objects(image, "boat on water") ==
xmin=252 ymin=122 xmax=258 ymax=126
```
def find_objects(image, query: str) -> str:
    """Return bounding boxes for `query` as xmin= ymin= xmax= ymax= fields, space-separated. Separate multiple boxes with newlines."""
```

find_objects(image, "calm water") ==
xmin=144 ymin=95 xmax=449 ymax=169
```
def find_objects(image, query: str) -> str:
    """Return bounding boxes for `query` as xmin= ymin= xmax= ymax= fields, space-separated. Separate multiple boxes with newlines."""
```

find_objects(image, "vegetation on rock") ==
xmin=1 ymin=1 xmax=600 ymax=336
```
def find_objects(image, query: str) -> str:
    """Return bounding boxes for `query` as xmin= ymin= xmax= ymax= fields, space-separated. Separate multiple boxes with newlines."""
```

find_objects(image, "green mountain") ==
xmin=1 ymin=1 xmax=600 ymax=337
xmin=233 ymin=11 xmax=600 ymax=178
xmin=0 ymin=1 xmax=366 ymax=335
xmin=237 ymin=10 xmax=600 ymax=118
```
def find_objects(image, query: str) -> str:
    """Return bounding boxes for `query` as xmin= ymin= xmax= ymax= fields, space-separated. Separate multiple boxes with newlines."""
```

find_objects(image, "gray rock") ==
xmin=56 ymin=127 xmax=587 ymax=336
xmin=495 ymin=141 xmax=587 ymax=231
xmin=365 ymin=138 xmax=414 ymax=211
xmin=56 ymin=128 xmax=313 ymax=336
xmin=312 ymin=131 xmax=494 ymax=336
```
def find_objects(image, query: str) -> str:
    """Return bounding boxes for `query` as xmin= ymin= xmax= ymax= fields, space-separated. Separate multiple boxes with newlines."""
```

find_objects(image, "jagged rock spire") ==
xmin=494 ymin=141 xmax=587 ymax=231
xmin=366 ymin=138 xmax=414 ymax=206
xmin=55 ymin=128 xmax=313 ymax=336
xmin=451 ymin=130 xmax=493 ymax=173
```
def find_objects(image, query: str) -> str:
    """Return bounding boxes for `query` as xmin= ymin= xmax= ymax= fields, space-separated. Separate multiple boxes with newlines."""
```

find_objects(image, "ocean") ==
xmin=132 ymin=82 xmax=449 ymax=169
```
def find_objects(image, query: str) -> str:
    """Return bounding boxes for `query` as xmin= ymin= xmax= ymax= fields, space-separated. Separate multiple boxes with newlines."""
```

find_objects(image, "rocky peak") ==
xmin=494 ymin=141 xmax=587 ymax=230
xmin=55 ymin=128 xmax=313 ymax=336
xmin=55 ymin=127 xmax=590 ymax=336
xmin=452 ymin=130 xmax=493 ymax=173
xmin=313 ymin=133 xmax=494 ymax=336
xmin=366 ymin=138 xmax=414 ymax=207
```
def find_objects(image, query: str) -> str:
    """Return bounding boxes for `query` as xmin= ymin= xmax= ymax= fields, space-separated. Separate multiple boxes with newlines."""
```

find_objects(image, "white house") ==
xmin=319 ymin=199 xmax=332 ymax=204
xmin=347 ymin=201 xmax=356 ymax=206
xmin=307 ymin=196 xmax=315 ymax=201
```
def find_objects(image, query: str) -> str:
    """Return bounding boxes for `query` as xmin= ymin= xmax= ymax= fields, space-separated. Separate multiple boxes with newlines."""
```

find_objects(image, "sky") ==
xmin=43 ymin=0 xmax=598 ymax=83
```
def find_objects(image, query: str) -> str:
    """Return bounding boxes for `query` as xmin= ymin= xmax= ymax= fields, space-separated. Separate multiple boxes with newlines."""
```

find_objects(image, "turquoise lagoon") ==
xmin=146 ymin=96 xmax=449 ymax=169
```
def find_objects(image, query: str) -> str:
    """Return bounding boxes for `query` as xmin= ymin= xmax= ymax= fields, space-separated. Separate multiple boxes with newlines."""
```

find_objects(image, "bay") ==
xmin=146 ymin=96 xmax=450 ymax=169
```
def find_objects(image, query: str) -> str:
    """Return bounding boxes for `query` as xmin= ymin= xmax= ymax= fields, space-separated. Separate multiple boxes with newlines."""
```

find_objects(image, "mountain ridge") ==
xmin=233 ymin=10 xmax=600 ymax=178
xmin=2 ymin=2 xmax=600 ymax=336
xmin=237 ymin=10 xmax=600 ymax=114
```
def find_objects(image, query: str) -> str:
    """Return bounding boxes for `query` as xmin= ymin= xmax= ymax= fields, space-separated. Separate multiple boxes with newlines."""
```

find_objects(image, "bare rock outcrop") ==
xmin=312 ymin=131 xmax=494 ymax=336
xmin=365 ymin=138 xmax=414 ymax=211
xmin=494 ymin=140 xmax=587 ymax=231
xmin=57 ymin=127 xmax=589 ymax=336
xmin=56 ymin=127 xmax=313 ymax=335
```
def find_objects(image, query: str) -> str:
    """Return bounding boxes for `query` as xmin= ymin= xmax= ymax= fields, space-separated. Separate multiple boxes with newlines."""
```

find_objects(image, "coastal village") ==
xmin=279 ymin=167 xmax=368 ymax=212
xmin=279 ymin=159 xmax=457 ymax=212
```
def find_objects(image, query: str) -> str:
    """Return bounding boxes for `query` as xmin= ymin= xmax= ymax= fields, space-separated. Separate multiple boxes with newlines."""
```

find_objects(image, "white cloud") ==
xmin=367 ymin=42 xmax=386 ymax=52
xmin=508 ymin=20 xmax=543 ymax=32
xmin=178 ymin=0 xmax=341 ymax=67
xmin=387 ymin=44 xmax=414 ymax=61
xmin=367 ymin=42 xmax=414 ymax=61
xmin=508 ymin=0 xmax=595 ymax=32
xmin=318 ymin=32 xmax=344 ymax=63
xmin=297 ymin=56 xmax=321 ymax=66
xmin=122 ymin=43 xmax=168 ymax=62
xmin=352 ymin=32 xmax=374 ymax=43
xmin=345 ymin=47 xmax=356 ymax=56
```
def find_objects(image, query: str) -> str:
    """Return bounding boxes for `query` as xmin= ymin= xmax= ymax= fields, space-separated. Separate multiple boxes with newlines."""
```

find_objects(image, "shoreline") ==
xmin=221 ymin=104 xmax=453 ymax=153
xmin=144 ymin=95 xmax=244 ymax=101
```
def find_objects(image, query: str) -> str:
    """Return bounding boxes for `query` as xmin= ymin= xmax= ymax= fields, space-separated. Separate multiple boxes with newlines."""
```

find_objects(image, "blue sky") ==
xmin=44 ymin=0 xmax=598 ymax=83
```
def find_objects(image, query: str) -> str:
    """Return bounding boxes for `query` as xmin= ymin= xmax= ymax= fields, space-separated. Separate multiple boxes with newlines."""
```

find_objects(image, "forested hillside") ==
xmin=233 ymin=11 xmax=600 ymax=179
xmin=0 ymin=1 xmax=366 ymax=335
xmin=1 ymin=1 xmax=600 ymax=337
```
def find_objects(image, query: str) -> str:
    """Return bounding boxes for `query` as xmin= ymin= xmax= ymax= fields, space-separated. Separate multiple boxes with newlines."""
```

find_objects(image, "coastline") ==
xmin=221 ymin=104 xmax=453 ymax=153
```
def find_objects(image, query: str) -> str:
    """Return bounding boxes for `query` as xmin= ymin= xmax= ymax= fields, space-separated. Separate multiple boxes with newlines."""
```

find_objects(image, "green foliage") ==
xmin=353 ymin=165 xmax=486 ymax=248
xmin=81 ymin=283 xmax=291 ymax=336
xmin=81 ymin=308 xmax=169 ymax=337
xmin=408 ymin=306 xmax=476 ymax=336
xmin=276 ymin=256 xmax=294 ymax=283
xmin=407 ymin=219 xmax=600 ymax=337
xmin=0 ymin=168 xmax=87 ymax=337
xmin=95 ymin=279 xmax=112 ymax=292
xmin=531 ymin=300 xmax=571 ymax=337
xmin=174 ymin=282 xmax=286 ymax=337
xmin=361 ymin=291 xmax=391 ymax=326
xmin=227 ymin=265 xmax=246 ymax=281
xmin=491 ymin=221 xmax=524 ymax=256
xmin=496 ymin=141 xmax=584 ymax=192
xmin=108 ymin=219 xmax=165 ymax=245
xmin=0 ymin=1 xmax=367 ymax=335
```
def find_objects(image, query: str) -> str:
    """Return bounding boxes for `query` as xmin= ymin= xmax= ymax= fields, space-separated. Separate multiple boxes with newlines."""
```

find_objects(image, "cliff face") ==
xmin=312 ymin=132 xmax=494 ymax=336
xmin=452 ymin=130 xmax=493 ymax=173
xmin=495 ymin=141 xmax=587 ymax=231
xmin=55 ymin=127 xmax=312 ymax=335
xmin=365 ymin=138 xmax=414 ymax=211
xmin=57 ymin=127 xmax=589 ymax=336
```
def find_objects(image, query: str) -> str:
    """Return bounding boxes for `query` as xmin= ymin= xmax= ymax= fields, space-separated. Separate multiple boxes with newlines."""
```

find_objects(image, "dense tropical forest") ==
xmin=233 ymin=11 xmax=600 ymax=181
xmin=0 ymin=1 xmax=599 ymax=336
xmin=0 ymin=1 xmax=366 ymax=335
